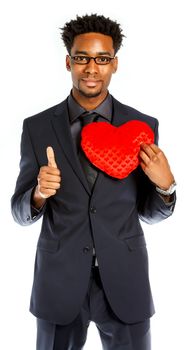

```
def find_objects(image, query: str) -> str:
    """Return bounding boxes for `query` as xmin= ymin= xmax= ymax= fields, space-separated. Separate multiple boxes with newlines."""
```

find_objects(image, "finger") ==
xmin=47 ymin=146 xmax=57 ymax=168
xmin=44 ymin=174 xmax=61 ymax=183
xmin=37 ymin=176 xmax=58 ymax=198
xmin=149 ymin=143 xmax=161 ymax=154
xmin=139 ymin=160 xmax=146 ymax=172
xmin=140 ymin=144 xmax=156 ymax=158
xmin=39 ymin=180 xmax=61 ymax=190
xmin=139 ymin=149 xmax=151 ymax=165
xmin=40 ymin=166 xmax=61 ymax=176
xmin=36 ymin=180 xmax=50 ymax=199
xmin=39 ymin=188 xmax=56 ymax=198
xmin=38 ymin=172 xmax=61 ymax=183
xmin=38 ymin=190 xmax=49 ymax=199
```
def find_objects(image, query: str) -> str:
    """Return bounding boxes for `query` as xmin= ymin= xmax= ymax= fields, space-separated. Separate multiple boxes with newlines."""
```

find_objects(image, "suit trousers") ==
xmin=36 ymin=266 xmax=151 ymax=350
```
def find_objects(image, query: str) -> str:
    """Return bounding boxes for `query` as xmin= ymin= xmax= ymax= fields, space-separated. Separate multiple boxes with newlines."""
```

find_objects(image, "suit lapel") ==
xmin=51 ymin=99 xmax=91 ymax=195
xmin=111 ymin=96 xmax=130 ymax=126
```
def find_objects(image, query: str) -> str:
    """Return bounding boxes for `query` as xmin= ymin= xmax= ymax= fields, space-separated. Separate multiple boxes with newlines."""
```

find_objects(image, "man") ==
xmin=11 ymin=14 xmax=176 ymax=350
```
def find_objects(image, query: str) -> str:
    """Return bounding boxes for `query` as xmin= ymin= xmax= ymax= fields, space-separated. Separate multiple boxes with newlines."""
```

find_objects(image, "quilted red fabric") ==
xmin=81 ymin=120 xmax=154 ymax=179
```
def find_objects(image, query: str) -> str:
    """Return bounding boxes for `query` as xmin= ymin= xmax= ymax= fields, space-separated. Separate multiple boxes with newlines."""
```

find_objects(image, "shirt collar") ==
xmin=67 ymin=91 xmax=112 ymax=124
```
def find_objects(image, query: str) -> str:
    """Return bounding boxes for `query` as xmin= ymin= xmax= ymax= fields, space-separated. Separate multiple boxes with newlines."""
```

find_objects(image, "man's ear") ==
xmin=66 ymin=55 xmax=71 ymax=71
xmin=113 ymin=56 xmax=118 ymax=73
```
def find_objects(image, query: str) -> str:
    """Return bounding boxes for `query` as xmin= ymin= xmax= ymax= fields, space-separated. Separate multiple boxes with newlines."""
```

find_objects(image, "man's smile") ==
xmin=81 ymin=78 xmax=102 ymax=87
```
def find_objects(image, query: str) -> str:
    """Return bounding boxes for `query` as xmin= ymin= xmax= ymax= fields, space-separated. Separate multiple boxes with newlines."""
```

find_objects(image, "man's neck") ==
xmin=72 ymin=89 xmax=108 ymax=111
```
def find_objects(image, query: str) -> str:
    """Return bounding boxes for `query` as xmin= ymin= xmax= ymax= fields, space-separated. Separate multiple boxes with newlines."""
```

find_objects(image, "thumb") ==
xmin=46 ymin=146 xmax=57 ymax=168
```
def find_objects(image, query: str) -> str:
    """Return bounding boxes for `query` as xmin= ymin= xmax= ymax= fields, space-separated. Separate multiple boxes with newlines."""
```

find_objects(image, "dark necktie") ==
xmin=79 ymin=112 xmax=99 ymax=190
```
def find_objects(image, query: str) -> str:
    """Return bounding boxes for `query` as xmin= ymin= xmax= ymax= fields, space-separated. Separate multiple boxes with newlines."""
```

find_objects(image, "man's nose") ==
xmin=84 ymin=58 xmax=98 ymax=74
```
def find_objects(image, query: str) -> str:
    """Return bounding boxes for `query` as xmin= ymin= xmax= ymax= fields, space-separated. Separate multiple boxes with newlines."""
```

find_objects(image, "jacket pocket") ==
xmin=37 ymin=237 xmax=59 ymax=253
xmin=124 ymin=235 xmax=146 ymax=251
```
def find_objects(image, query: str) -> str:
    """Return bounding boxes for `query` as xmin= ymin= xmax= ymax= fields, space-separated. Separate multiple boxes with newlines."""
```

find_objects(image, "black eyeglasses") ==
xmin=69 ymin=55 xmax=115 ymax=65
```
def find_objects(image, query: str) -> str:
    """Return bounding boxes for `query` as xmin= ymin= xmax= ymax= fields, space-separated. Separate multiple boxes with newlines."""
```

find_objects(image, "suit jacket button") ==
xmin=83 ymin=246 xmax=91 ymax=253
xmin=26 ymin=215 xmax=30 ymax=221
xmin=90 ymin=207 xmax=97 ymax=214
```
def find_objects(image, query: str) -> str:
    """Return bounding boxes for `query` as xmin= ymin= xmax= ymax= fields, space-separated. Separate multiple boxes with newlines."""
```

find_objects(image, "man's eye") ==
xmin=75 ymin=56 xmax=88 ymax=62
xmin=97 ymin=57 xmax=110 ymax=63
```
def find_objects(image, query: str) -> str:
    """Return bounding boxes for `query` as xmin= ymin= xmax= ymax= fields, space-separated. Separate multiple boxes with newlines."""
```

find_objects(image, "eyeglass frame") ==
xmin=69 ymin=55 xmax=116 ymax=65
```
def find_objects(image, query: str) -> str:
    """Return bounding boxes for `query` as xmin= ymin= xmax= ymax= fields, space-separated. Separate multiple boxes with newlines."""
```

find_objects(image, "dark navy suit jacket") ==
xmin=11 ymin=96 xmax=176 ymax=325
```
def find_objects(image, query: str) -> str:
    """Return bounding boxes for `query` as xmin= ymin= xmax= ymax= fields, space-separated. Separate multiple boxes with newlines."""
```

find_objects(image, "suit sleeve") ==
xmin=11 ymin=119 xmax=46 ymax=226
xmin=137 ymin=119 xmax=176 ymax=224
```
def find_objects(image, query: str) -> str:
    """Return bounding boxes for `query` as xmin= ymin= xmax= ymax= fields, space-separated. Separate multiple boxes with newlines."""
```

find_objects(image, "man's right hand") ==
xmin=32 ymin=147 xmax=61 ymax=209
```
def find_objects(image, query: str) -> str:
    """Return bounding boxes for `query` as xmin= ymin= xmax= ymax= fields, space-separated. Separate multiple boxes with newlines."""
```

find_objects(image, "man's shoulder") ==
xmin=24 ymin=99 xmax=67 ymax=125
xmin=112 ymin=97 xmax=158 ymax=124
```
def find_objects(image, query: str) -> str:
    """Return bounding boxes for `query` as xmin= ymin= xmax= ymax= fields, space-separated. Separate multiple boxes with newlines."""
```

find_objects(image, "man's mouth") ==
xmin=81 ymin=79 xmax=101 ymax=87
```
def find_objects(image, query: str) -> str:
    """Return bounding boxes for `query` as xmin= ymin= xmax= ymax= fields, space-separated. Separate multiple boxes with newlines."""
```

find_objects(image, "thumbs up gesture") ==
xmin=32 ymin=147 xmax=61 ymax=208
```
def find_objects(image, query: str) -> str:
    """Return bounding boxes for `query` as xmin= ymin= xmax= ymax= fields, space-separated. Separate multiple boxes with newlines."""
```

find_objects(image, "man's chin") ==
xmin=79 ymin=89 xmax=102 ymax=98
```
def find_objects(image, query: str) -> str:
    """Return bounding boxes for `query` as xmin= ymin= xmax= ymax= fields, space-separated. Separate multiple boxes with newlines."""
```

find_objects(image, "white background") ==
xmin=0 ymin=0 xmax=188 ymax=349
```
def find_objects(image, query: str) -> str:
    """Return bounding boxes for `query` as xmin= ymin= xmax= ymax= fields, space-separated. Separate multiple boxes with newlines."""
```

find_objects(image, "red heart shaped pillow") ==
xmin=81 ymin=120 xmax=154 ymax=179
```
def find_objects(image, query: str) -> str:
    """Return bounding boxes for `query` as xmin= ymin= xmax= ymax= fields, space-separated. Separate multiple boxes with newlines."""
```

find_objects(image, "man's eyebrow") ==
xmin=74 ymin=50 xmax=88 ymax=55
xmin=97 ymin=51 xmax=113 ymax=56
xmin=73 ymin=50 xmax=113 ymax=56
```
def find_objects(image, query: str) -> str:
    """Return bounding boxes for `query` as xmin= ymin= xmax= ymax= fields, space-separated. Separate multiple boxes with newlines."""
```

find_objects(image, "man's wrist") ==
xmin=32 ymin=186 xmax=46 ymax=209
xmin=155 ymin=181 xmax=177 ymax=196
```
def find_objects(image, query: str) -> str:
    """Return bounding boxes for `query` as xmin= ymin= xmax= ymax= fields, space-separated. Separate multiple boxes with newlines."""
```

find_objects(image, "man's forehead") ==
xmin=71 ymin=32 xmax=114 ymax=54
